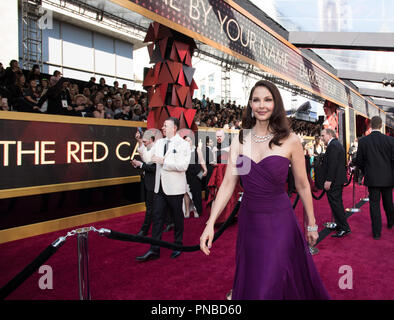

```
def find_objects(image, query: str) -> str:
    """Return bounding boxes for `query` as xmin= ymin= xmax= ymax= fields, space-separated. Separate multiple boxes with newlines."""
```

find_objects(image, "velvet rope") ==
xmin=343 ymin=171 xmax=354 ymax=187
xmin=104 ymin=200 xmax=241 ymax=252
xmin=0 ymin=238 xmax=66 ymax=300
xmin=0 ymin=199 xmax=241 ymax=299
xmin=312 ymin=189 xmax=326 ymax=200
xmin=292 ymin=194 xmax=300 ymax=209
xmin=295 ymin=169 xmax=354 ymax=203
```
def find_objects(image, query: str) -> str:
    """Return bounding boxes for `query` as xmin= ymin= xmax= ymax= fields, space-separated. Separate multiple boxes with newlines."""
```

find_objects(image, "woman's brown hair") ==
xmin=239 ymin=80 xmax=290 ymax=148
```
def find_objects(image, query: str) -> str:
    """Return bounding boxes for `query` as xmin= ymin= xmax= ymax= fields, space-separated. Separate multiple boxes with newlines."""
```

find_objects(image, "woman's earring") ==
xmin=251 ymin=110 xmax=254 ymax=118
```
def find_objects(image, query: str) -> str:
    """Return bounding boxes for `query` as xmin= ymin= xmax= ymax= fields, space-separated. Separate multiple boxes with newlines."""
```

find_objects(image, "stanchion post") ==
xmin=77 ymin=230 xmax=91 ymax=300
xmin=346 ymin=173 xmax=361 ymax=213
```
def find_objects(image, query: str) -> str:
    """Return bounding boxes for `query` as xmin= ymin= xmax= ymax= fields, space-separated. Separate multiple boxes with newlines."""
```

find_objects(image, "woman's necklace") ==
xmin=252 ymin=131 xmax=274 ymax=143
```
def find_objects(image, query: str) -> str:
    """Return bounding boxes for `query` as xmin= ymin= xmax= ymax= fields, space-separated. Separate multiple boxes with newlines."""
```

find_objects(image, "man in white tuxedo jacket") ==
xmin=136 ymin=117 xmax=191 ymax=261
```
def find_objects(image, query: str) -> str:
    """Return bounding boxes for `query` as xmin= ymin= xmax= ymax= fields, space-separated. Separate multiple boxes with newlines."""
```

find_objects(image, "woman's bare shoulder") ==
xmin=279 ymin=132 xmax=302 ymax=155
xmin=283 ymin=132 xmax=302 ymax=144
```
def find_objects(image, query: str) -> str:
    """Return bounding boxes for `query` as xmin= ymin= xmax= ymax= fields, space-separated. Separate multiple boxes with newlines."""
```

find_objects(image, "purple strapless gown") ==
xmin=232 ymin=155 xmax=330 ymax=300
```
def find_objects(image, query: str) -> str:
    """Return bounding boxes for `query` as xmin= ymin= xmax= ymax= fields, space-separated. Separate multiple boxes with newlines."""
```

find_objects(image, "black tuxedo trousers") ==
xmin=150 ymin=184 xmax=184 ymax=254
xmin=368 ymin=186 xmax=394 ymax=236
xmin=326 ymin=184 xmax=350 ymax=232
xmin=139 ymin=189 xmax=154 ymax=234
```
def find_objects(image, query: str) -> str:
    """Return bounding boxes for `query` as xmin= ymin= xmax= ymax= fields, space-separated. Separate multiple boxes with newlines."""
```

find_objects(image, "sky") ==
xmin=249 ymin=0 xmax=394 ymax=32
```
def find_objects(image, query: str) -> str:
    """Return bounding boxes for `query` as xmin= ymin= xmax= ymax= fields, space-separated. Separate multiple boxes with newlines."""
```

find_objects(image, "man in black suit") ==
xmin=353 ymin=116 xmax=394 ymax=239
xmin=321 ymin=128 xmax=351 ymax=237
xmin=131 ymin=130 xmax=156 ymax=237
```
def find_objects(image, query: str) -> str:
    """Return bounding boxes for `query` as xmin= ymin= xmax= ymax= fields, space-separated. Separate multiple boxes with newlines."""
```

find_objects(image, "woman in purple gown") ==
xmin=200 ymin=80 xmax=330 ymax=300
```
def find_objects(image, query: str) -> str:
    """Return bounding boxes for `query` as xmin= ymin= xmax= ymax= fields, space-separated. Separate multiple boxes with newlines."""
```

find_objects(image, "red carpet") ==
xmin=1 ymin=182 xmax=394 ymax=300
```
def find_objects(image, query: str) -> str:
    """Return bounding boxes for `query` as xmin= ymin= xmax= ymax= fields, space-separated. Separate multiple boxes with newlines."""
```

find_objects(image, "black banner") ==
xmin=0 ymin=117 xmax=142 ymax=193
xmin=0 ymin=113 xmax=238 ymax=198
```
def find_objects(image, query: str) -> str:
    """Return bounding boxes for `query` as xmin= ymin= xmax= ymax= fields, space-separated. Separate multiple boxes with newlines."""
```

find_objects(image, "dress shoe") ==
xmin=170 ymin=250 xmax=182 ymax=259
xmin=163 ymin=223 xmax=175 ymax=232
xmin=331 ymin=230 xmax=351 ymax=238
xmin=136 ymin=250 xmax=159 ymax=262
xmin=137 ymin=230 xmax=147 ymax=237
xmin=373 ymin=234 xmax=381 ymax=240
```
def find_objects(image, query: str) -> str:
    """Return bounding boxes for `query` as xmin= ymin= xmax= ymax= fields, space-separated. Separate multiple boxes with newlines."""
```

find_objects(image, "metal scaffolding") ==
xmin=21 ymin=0 xmax=43 ymax=70
xmin=197 ymin=47 xmax=324 ymax=103
xmin=221 ymin=65 xmax=231 ymax=103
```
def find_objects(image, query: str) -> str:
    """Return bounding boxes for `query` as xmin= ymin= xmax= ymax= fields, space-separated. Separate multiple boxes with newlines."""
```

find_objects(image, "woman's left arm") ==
xmin=289 ymin=134 xmax=318 ymax=245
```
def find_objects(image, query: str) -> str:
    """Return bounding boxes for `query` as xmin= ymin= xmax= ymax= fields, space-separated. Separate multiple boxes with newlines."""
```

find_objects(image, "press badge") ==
xmin=61 ymin=100 xmax=68 ymax=108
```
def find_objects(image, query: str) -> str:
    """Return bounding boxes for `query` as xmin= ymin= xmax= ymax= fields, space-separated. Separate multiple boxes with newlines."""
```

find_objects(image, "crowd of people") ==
xmin=0 ymin=59 xmax=324 ymax=137
xmin=193 ymin=95 xmax=243 ymax=129
xmin=0 ymin=60 xmax=148 ymax=121
xmin=289 ymin=117 xmax=322 ymax=138
xmin=193 ymin=95 xmax=323 ymax=137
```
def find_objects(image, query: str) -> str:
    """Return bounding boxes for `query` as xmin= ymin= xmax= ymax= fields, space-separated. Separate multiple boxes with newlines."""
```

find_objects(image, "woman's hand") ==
xmin=135 ymin=130 xmax=142 ymax=141
xmin=200 ymin=223 xmax=214 ymax=255
xmin=306 ymin=230 xmax=319 ymax=247
xmin=135 ymin=131 xmax=143 ymax=146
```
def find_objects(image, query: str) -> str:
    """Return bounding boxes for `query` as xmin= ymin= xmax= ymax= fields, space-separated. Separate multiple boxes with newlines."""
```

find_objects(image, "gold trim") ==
xmin=0 ymin=202 xmax=146 ymax=244
xmin=0 ymin=176 xmax=141 ymax=199
xmin=108 ymin=0 xmax=385 ymax=116
xmin=0 ymin=111 xmax=148 ymax=128
xmin=198 ymin=126 xmax=239 ymax=134
xmin=348 ymin=106 xmax=368 ymax=120
xmin=345 ymin=107 xmax=350 ymax=160
xmin=0 ymin=113 xmax=146 ymax=198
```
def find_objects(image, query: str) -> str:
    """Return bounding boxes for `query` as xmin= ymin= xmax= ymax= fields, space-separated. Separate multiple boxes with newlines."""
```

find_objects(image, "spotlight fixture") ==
xmin=382 ymin=79 xmax=389 ymax=86
xmin=390 ymin=80 xmax=394 ymax=87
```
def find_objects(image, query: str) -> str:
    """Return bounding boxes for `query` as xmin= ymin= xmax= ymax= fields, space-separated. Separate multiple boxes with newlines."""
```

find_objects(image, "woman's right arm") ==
xmin=200 ymin=137 xmax=240 ymax=255
xmin=196 ymin=147 xmax=208 ymax=175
